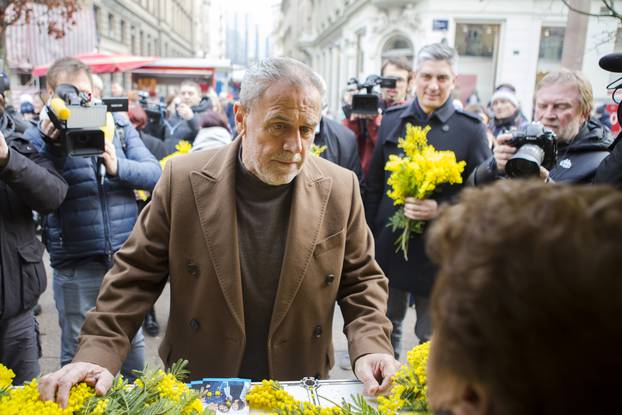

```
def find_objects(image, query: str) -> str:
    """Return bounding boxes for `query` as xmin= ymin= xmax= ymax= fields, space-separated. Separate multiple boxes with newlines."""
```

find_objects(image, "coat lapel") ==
xmin=269 ymin=156 xmax=332 ymax=336
xmin=189 ymin=140 xmax=245 ymax=334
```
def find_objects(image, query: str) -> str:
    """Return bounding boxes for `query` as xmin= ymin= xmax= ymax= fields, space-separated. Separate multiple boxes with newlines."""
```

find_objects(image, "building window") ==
xmin=120 ymin=20 xmax=126 ymax=43
xmin=108 ymin=13 xmax=115 ymax=38
xmin=539 ymin=26 xmax=565 ymax=61
xmin=356 ymin=30 xmax=364 ymax=75
xmin=455 ymin=23 xmax=498 ymax=57
xmin=94 ymin=6 xmax=100 ymax=32
xmin=381 ymin=34 xmax=414 ymax=63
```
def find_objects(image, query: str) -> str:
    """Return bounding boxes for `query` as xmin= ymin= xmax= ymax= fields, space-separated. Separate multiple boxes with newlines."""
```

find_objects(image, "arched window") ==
xmin=381 ymin=35 xmax=414 ymax=63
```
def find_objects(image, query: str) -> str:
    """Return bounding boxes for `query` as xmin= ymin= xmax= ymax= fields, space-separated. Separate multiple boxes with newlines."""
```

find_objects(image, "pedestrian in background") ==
xmin=488 ymin=85 xmax=528 ymax=137
xmin=25 ymin=57 xmax=161 ymax=380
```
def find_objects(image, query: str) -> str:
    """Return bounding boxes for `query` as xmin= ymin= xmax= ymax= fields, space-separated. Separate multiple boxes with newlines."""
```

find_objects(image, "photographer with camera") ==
xmin=24 ymin=57 xmax=161 ymax=379
xmin=163 ymin=80 xmax=211 ymax=154
xmin=342 ymin=58 xmax=412 ymax=177
xmin=365 ymin=43 xmax=491 ymax=357
xmin=470 ymin=70 xmax=612 ymax=184
xmin=0 ymin=87 xmax=67 ymax=384
xmin=379 ymin=58 xmax=413 ymax=110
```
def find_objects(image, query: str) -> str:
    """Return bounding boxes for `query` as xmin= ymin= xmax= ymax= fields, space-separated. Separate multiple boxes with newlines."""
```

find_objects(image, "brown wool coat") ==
xmin=73 ymin=139 xmax=393 ymax=380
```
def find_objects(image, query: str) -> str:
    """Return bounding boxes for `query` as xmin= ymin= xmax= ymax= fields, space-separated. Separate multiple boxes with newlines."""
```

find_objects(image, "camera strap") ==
xmin=114 ymin=121 xmax=127 ymax=154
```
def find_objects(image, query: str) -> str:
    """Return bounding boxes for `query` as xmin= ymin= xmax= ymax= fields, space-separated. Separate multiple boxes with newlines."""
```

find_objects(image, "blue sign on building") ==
xmin=433 ymin=19 xmax=449 ymax=31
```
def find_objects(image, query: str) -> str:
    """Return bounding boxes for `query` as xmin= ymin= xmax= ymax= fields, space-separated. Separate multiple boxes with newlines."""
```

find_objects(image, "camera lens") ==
xmin=506 ymin=144 xmax=545 ymax=178
xmin=73 ymin=133 xmax=90 ymax=146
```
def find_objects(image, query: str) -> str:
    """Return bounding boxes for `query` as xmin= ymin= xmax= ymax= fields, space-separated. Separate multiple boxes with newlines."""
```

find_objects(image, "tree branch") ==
xmin=560 ymin=0 xmax=612 ymax=18
xmin=0 ymin=0 xmax=80 ymax=36
xmin=601 ymin=0 xmax=622 ymax=20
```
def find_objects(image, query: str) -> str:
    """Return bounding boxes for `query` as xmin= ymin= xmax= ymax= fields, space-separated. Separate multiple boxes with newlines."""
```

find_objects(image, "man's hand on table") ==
xmin=38 ymin=362 xmax=114 ymax=408
xmin=354 ymin=353 xmax=401 ymax=396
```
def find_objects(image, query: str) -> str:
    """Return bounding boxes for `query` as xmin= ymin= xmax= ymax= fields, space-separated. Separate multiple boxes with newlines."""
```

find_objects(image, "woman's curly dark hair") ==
xmin=427 ymin=180 xmax=622 ymax=415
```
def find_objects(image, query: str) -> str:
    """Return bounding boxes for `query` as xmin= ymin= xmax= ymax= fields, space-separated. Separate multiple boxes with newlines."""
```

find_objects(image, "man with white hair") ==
xmin=38 ymin=57 xmax=398 ymax=407
xmin=365 ymin=43 xmax=491 ymax=358
xmin=471 ymin=69 xmax=612 ymax=184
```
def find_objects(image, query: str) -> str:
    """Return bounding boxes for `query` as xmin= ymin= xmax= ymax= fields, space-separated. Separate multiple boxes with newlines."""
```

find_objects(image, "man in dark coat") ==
xmin=365 ymin=43 xmax=491 ymax=357
xmin=470 ymin=70 xmax=611 ymax=185
xmin=594 ymin=133 xmax=622 ymax=188
xmin=0 ymin=99 xmax=68 ymax=384
xmin=314 ymin=116 xmax=363 ymax=183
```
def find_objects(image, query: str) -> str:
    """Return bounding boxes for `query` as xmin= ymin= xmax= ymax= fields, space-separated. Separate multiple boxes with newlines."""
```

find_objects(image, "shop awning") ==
xmin=131 ymin=58 xmax=232 ymax=77
xmin=33 ymin=52 xmax=158 ymax=77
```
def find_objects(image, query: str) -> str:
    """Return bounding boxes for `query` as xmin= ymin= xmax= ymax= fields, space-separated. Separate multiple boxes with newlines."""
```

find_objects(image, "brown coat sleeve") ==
xmin=338 ymin=171 xmax=394 ymax=362
xmin=73 ymin=161 xmax=173 ymax=374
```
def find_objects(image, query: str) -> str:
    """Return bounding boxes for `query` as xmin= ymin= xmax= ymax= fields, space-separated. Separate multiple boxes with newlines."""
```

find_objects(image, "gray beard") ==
xmin=556 ymin=119 xmax=583 ymax=144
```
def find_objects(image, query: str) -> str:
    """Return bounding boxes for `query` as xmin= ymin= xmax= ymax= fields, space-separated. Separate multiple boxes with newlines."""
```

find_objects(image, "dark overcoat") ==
xmin=365 ymin=98 xmax=491 ymax=297
xmin=0 ymin=124 xmax=67 ymax=320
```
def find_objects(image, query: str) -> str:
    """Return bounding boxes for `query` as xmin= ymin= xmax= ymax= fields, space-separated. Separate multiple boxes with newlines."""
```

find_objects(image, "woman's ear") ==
xmin=450 ymin=383 xmax=490 ymax=415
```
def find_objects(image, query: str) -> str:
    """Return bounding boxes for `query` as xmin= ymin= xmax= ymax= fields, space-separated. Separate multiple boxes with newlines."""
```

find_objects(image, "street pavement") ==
xmin=36 ymin=251 xmax=419 ymax=380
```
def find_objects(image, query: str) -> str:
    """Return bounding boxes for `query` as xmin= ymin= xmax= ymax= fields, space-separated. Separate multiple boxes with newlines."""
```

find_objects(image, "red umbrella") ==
xmin=33 ymin=52 xmax=157 ymax=77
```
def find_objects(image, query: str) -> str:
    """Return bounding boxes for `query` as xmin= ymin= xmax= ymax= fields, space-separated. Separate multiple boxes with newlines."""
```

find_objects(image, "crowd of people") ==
xmin=0 ymin=41 xmax=620 ymax=414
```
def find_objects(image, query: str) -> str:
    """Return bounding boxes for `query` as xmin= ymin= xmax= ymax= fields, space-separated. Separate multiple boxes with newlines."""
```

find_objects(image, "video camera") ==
xmin=47 ymin=84 xmax=128 ymax=157
xmin=506 ymin=123 xmax=557 ymax=178
xmin=347 ymin=75 xmax=397 ymax=116
xmin=138 ymin=91 xmax=166 ymax=123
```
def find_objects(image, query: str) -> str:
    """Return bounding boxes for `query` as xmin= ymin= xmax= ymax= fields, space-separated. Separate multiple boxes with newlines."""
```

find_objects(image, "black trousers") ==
xmin=0 ymin=311 xmax=40 ymax=384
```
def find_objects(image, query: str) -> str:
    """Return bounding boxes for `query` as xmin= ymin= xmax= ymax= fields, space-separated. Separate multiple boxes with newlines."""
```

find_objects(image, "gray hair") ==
xmin=415 ymin=43 xmax=459 ymax=74
xmin=239 ymin=57 xmax=326 ymax=110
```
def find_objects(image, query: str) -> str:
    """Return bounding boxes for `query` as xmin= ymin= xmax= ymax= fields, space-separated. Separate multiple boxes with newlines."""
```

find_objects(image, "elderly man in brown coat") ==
xmin=39 ymin=57 xmax=398 ymax=407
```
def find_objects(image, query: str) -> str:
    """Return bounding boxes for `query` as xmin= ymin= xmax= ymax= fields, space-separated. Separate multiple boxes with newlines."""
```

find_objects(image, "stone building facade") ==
xmin=94 ymin=0 xmax=196 ymax=58
xmin=276 ymin=0 xmax=621 ymax=118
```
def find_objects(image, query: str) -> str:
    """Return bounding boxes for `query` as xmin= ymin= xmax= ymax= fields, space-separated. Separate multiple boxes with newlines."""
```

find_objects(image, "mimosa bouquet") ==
xmin=0 ymin=360 xmax=211 ymax=415
xmin=385 ymin=124 xmax=465 ymax=260
xmin=246 ymin=342 xmax=432 ymax=414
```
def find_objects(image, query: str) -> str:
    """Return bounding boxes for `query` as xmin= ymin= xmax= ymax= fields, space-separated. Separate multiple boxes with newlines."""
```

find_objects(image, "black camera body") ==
xmin=348 ymin=75 xmax=397 ymax=116
xmin=138 ymin=91 xmax=166 ymax=123
xmin=192 ymin=96 xmax=212 ymax=114
xmin=47 ymin=84 xmax=128 ymax=157
xmin=506 ymin=123 xmax=557 ymax=178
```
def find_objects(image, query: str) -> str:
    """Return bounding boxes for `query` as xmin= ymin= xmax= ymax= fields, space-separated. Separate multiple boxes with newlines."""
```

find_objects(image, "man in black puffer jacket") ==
xmin=0 ymin=98 xmax=67 ymax=384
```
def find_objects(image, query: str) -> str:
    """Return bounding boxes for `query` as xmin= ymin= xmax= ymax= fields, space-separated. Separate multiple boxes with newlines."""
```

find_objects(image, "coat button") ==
xmin=442 ymin=124 xmax=450 ymax=132
xmin=324 ymin=274 xmax=335 ymax=286
xmin=187 ymin=261 xmax=199 ymax=277
xmin=190 ymin=319 xmax=200 ymax=331
xmin=313 ymin=325 xmax=322 ymax=338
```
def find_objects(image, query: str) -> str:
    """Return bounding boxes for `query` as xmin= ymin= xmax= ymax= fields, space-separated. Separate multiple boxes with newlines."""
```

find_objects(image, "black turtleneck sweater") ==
xmin=235 ymin=148 xmax=294 ymax=380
